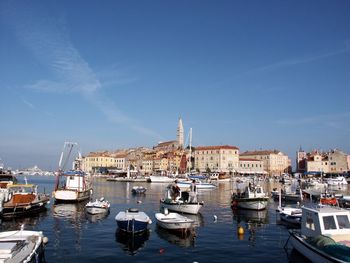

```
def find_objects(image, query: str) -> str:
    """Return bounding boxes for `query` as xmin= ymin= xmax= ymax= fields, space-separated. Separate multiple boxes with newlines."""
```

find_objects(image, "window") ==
xmin=306 ymin=212 xmax=315 ymax=230
xmin=337 ymin=215 xmax=350 ymax=229
xmin=323 ymin=216 xmax=337 ymax=230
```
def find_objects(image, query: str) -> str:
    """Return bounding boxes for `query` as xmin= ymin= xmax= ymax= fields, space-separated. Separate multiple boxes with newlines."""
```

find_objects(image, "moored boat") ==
xmin=0 ymin=227 xmax=49 ymax=262
xmin=231 ymin=184 xmax=269 ymax=210
xmin=176 ymin=180 xmax=216 ymax=190
xmin=289 ymin=205 xmax=350 ymax=262
xmin=85 ymin=197 xmax=110 ymax=215
xmin=155 ymin=208 xmax=195 ymax=231
xmin=115 ymin=208 xmax=152 ymax=234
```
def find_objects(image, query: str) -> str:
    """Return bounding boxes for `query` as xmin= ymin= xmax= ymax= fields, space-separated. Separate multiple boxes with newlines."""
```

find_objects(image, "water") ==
xmin=2 ymin=176 xmax=348 ymax=262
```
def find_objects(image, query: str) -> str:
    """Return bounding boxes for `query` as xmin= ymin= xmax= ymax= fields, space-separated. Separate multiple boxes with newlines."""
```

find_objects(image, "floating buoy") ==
xmin=159 ymin=248 xmax=165 ymax=254
xmin=237 ymin=226 xmax=244 ymax=235
xmin=137 ymin=200 xmax=142 ymax=204
xmin=213 ymin=215 xmax=217 ymax=222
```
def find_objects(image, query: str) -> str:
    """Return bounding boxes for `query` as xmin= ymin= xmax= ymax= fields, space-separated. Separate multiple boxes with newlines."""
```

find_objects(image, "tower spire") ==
xmin=177 ymin=117 xmax=184 ymax=148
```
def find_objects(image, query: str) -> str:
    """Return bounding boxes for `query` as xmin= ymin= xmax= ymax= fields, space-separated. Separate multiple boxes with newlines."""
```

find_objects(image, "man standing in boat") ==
xmin=189 ymin=179 xmax=197 ymax=203
xmin=171 ymin=180 xmax=181 ymax=201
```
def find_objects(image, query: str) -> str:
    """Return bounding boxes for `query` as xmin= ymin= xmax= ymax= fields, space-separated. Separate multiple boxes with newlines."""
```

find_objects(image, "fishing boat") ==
xmin=0 ymin=226 xmax=49 ymax=262
xmin=0 ymin=184 xmax=50 ymax=219
xmin=85 ymin=197 xmax=110 ymax=215
xmin=155 ymin=208 xmax=195 ymax=231
xmin=289 ymin=205 xmax=350 ymax=262
xmin=53 ymin=142 xmax=93 ymax=203
xmin=276 ymin=188 xmax=302 ymax=226
xmin=231 ymin=184 xmax=269 ymax=210
xmin=160 ymin=188 xmax=203 ymax=215
xmin=115 ymin=208 xmax=152 ymax=234
xmin=176 ymin=179 xmax=216 ymax=190
xmin=131 ymin=186 xmax=147 ymax=194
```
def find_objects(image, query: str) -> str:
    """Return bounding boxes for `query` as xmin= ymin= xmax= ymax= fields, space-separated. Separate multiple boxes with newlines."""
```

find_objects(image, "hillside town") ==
xmin=79 ymin=118 xmax=350 ymax=178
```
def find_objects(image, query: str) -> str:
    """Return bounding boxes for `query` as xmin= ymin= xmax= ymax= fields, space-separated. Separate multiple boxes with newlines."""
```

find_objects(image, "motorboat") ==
xmin=115 ymin=208 xmax=152 ymax=234
xmin=176 ymin=180 xmax=216 ymax=190
xmin=149 ymin=175 xmax=175 ymax=183
xmin=155 ymin=208 xmax=195 ymax=231
xmin=0 ymin=226 xmax=48 ymax=262
xmin=85 ymin=197 xmax=110 ymax=215
xmin=277 ymin=206 xmax=302 ymax=225
xmin=289 ymin=205 xmax=350 ymax=262
xmin=326 ymin=176 xmax=348 ymax=186
xmin=160 ymin=188 xmax=203 ymax=215
xmin=131 ymin=186 xmax=147 ymax=194
xmin=0 ymin=184 xmax=50 ymax=219
xmin=231 ymin=184 xmax=269 ymax=210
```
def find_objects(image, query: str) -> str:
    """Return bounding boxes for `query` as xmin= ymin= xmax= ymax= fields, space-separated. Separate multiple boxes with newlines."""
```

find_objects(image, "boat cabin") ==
xmin=237 ymin=184 xmax=266 ymax=199
xmin=301 ymin=205 xmax=350 ymax=244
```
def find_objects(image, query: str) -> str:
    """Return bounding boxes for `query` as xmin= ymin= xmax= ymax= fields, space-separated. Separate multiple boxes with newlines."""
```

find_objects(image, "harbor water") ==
xmin=1 ymin=176 xmax=348 ymax=262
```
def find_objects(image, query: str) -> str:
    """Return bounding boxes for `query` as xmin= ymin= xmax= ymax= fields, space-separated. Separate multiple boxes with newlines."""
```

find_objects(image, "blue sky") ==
xmin=1 ymin=0 xmax=350 ymax=170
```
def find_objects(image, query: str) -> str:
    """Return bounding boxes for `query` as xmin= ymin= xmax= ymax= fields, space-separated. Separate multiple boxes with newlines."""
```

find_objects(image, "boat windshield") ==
xmin=337 ymin=215 xmax=350 ymax=229
xmin=323 ymin=216 xmax=337 ymax=230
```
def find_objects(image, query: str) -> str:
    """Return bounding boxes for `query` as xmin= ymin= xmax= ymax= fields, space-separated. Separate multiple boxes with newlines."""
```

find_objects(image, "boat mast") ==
xmin=188 ymin=128 xmax=192 ymax=173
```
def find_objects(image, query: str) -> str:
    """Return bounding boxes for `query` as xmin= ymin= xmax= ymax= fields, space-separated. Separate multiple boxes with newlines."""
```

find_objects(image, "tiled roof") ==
xmin=195 ymin=145 xmax=239 ymax=151
xmin=241 ymin=150 xmax=281 ymax=156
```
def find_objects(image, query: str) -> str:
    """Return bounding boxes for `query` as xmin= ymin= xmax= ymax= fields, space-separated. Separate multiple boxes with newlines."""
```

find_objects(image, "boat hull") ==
xmin=155 ymin=213 xmax=194 ymax=230
xmin=160 ymin=201 xmax=203 ymax=215
xmin=116 ymin=219 xmax=149 ymax=234
xmin=86 ymin=206 xmax=109 ymax=215
xmin=53 ymin=189 xmax=91 ymax=203
xmin=289 ymin=231 xmax=345 ymax=263
xmin=232 ymin=198 xmax=268 ymax=210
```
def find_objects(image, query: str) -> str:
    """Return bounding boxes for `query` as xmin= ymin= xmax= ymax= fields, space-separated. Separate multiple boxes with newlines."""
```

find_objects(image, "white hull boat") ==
xmin=326 ymin=176 xmax=348 ymax=186
xmin=277 ymin=206 xmax=302 ymax=225
xmin=160 ymin=201 xmax=203 ymax=215
xmin=0 ymin=228 xmax=48 ymax=263
xmin=149 ymin=176 xmax=175 ymax=183
xmin=155 ymin=210 xmax=194 ymax=231
xmin=177 ymin=180 xmax=216 ymax=190
xmin=86 ymin=198 xmax=110 ymax=215
xmin=231 ymin=184 xmax=269 ymax=210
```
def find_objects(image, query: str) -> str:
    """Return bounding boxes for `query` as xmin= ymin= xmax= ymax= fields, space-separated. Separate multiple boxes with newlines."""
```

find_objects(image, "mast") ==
xmin=188 ymin=128 xmax=192 ymax=173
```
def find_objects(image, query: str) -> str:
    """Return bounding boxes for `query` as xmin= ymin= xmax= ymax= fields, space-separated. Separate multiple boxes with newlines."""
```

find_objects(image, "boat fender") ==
xmin=237 ymin=226 xmax=244 ymax=235
xmin=213 ymin=215 xmax=217 ymax=222
xmin=43 ymin=236 xmax=49 ymax=245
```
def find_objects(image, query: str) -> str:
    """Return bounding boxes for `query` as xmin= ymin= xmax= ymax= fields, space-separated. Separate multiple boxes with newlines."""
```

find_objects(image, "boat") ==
xmin=149 ymin=175 xmax=175 ymax=183
xmin=155 ymin=208 xmax=195 ymax=231
xmin=53 ymin=170 xmax=92 ymax=203
xmin=276 ymin=188 xmax=302 ymax=226
xmin=85 ymin=197 xmax=110 ymax=215
xmin=131 ymin=186 xmax=147 ymax=194
xmin=176 ymin=179 xmax=216 ymax=190
xmin=289 ymin=205 xmax=350 ymax=263
xmin=231 ymin=183 xmax=269 ymax=210
xmin=52 ymin=142 xmax=93 ymax=203
xmin=326 ymin=176 xmax=348 ymax=186
xmin=160 ymin=188 xmax=203 ymax=215
xmin=115 ymin=208 xmax=152 ymax=234
xmin=0 ymin=184 xmax=50 ymax=219
xmin=0 ymin=226 xmax=48 ymax=262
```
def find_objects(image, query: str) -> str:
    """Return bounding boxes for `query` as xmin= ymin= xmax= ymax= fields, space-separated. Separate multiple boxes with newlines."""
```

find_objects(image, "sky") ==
xmin=1 ymin=0 xmax=350 ymax=170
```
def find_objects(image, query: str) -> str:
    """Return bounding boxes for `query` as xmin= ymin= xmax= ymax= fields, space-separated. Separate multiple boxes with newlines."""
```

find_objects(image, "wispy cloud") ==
xmin=1 ymin=2 xmax=161 ymax=140
xmin=22 ymin=99 xmax=35 ymax=109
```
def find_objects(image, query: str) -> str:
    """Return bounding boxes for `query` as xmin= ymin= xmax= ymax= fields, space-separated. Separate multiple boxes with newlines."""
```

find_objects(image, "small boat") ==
xmin=176 ymin=180 xmax=216 ymax=190
xmin=0 ymin=226 xmax=49 ymax=262
xmin=160 ymin=188 xmax=203 ymax=215
xmin=288 ymin=205 xmax=350 ymax=263
xmin=155 ymin=208 xmax=195 ymax=231
xmin=131 ymin=186 xmax=147 ymax=194
xmin=277 ymin=206 xmax=302 ymax=225
xmin=85 ymin=197 xmax=110 ymax=215
xmin=149 ymin=175 xmax=175 ymax=183
xmin=0 ymin=184 xmax=50 ymax=219
xmin=115 ymin=208 xmax=152 ymax=234
xmin=231 ymin=184 xmax=269 ymax=210
xmin=326 ymin=176 xmax=348 ymax=186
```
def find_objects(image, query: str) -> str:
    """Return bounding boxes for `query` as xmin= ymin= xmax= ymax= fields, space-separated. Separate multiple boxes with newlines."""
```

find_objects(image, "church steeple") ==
xmin=177 ymin=117 xmax=184 ymax=148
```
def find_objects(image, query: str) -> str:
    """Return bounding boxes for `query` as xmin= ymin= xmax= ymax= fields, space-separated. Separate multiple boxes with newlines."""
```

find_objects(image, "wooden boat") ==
xmin=0 ymin=184 xmax=50 ymax=219
xmin=131 ymin=186 xmax=147 ymax=194
xmin=289 ymin=205 xmax=350 ymax=262
xmin=115 ymin=208 xmax=152 ymax=234
xmin=160 ymin=189 xmax=203 ymax=215
xmin=155 ymin=209 xmax=194 ymax=231
xmin=85 ymin=197 xmax=110 ymax=215
xmin=0 ymin=227 xmax=48 ymax=262
xmin=231 ymin=184 xmax=269 ymax=210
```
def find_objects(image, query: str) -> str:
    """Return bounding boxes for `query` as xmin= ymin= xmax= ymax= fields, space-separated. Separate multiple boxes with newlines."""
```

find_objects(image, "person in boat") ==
xmin=189 ymin=179 xmax=197 ymax=203
xmin=171 ymin=180 xmax=181 ymax=201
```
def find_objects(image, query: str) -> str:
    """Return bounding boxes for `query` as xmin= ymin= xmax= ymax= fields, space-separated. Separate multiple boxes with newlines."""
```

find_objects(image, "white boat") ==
xmin=176 ymin=180 xmax=216 ymax=190
xmin=326 ymin=176 xmax=348 ymax=186
xmin=289 ymin=205 xmax=350 ymax=262
xmin=115 ymin=208 xmax=152 ymax=234
xmin=85 ymin=197 xmax=110 ymax=215
xmin=0 ymin=227 xmax=48 ymax=262
xmin=155 ymin=209 xmax=194 ymax=231
xmin=160 ymin=189 xmax=203 ymax=215
xmin=277 ymin=206 xmax=302 ymax=225
xmin=53 ymin=142 xmax=93 ymax=203
xmin=149 ymin=175 xmax=175 ymax=183
xmin=231 ymin=184 xmax=269 ymax=210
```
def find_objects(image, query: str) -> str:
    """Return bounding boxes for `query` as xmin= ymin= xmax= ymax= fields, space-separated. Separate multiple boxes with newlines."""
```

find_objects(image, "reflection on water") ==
xmin=155 ymin=226 xmax=196 ymax=248
xmin=232 ymin=209 xmax=269 ymax=245
xmin=86 ymin=211 xmax=109 ymax=223
xmin=115 ymin=229 xmax=150 ymax=255
xmin=0 ymin=210 xmax=48 ymax=231
xmin=185 ymin=213 xmax=204 ymax=227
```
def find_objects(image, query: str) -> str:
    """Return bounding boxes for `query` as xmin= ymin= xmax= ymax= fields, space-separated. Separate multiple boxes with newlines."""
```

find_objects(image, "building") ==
xmin=177 ymin=117 xmax=184 ymax=148
xmin=81 ymin=151 xmax=119 ymax=173
xmin=240 ymin=150 xmax=290 ymax=176
xmin=194 ymin=145 xmax=239 ymax=173
xmin=238 ymin=158 xmax=265 ymax=175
